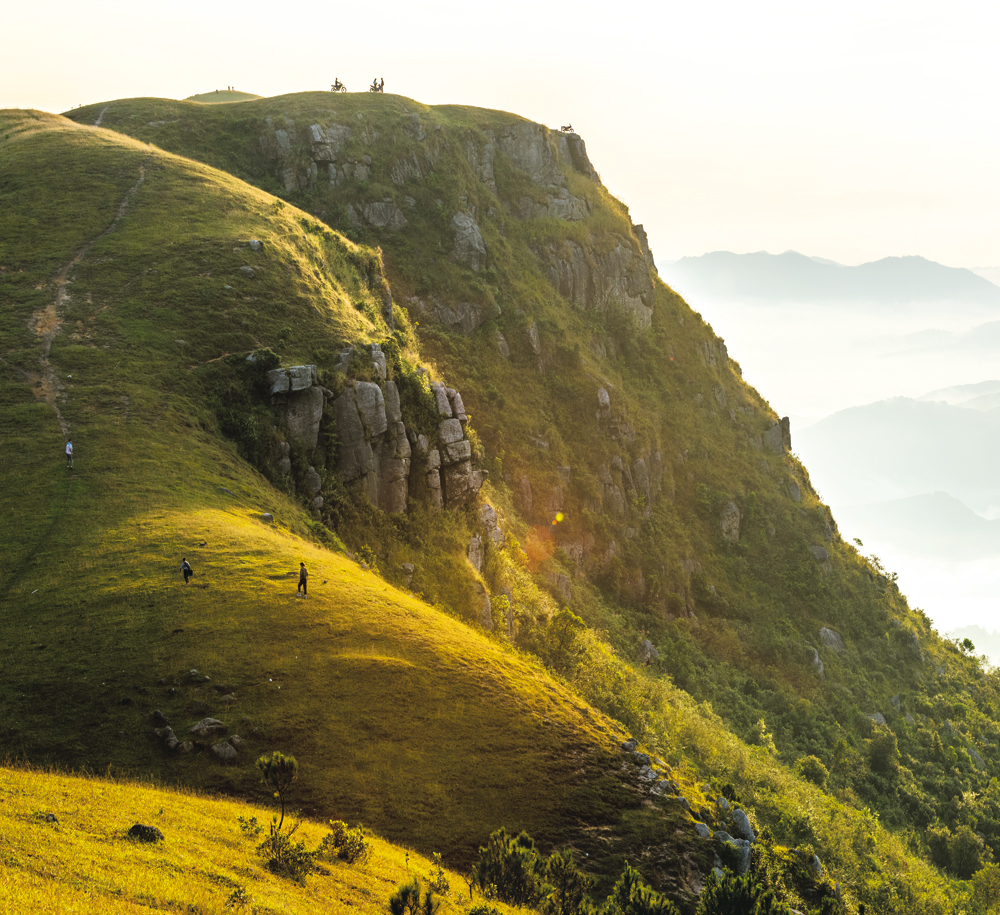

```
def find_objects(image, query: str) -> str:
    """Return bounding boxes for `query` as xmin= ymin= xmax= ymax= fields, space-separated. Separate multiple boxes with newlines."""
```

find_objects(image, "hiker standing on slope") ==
xmin=180 ymin=558 xmax=193 ymax=584
xmin=298 ymin=562 xmax=308 ymax=597
xmin=65 ymin=440 xmax=73 ymax=468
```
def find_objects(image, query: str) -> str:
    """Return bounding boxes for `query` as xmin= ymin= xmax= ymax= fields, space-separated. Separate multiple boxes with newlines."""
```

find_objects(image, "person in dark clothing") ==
xmin=298 ymin=562 xmax=308 ymax=596
xmin=180 ymin=558 xmax=193 ymax=584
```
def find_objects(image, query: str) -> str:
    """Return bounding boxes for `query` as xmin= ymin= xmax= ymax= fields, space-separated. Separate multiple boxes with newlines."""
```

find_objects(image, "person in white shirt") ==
xmin=65 ymin=440 xmax=73 ymax=468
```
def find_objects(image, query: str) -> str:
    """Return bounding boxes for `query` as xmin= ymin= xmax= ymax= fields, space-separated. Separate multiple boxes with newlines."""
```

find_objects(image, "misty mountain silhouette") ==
xmin=663 ymin=250 xmax=1000 ymax=305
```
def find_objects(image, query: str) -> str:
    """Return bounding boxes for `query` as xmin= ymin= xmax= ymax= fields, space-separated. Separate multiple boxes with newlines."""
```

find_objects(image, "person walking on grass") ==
xmin=298 ymin=562 xmax=308 ymax=597
xmin=180 ymin=558 xmax=193 ymax=584
xmin=65 ymin=440 xmax=73 ymax=468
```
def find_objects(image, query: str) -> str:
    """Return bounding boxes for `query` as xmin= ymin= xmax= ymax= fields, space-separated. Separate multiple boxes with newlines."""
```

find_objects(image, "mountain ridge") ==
xmin=662 ymin=249 xmax=1000 ymax=306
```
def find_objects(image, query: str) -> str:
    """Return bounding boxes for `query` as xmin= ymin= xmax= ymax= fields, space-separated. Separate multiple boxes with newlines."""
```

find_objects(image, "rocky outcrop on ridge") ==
xmin=270 ymin=355 xmax=485 ymax=516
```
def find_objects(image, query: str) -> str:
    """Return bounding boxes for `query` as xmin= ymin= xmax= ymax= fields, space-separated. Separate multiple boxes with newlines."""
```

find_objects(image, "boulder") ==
xmin=431 ymin=382 xmax=453 ymax=417
xmin=377 ymin=421 xmax=411 ymax=514
xmin=267 ymin=365 xmax=318 ymax=395
xmin=730 ymin=808 xmax=755 ymax=842
xmin=448 ymin=389 xmax=468 ymax=423
xmin=621 ymin=738 xmax=638 ymax=752
xmin=890 ymin=694 xmax=901 ymax=711
xmin=249 ymin=239 xmax=264 ymax=252
xmin=189 ymin=718 xmax=227 ymax=739
xmin=128 ymin=824 xmax=164 ymax=843
xmin=788 ymin=480 xmax=801 ymax=502
xmin=806 ymin=646 xmax=824 ymax=679
xmin=719 ymin=501 xmax=742 ymax=543
xmin=496 ymin=331 xmax=510 ymax=358
xmin=639 ymin=639 xmax=659 ymax=665
xmin=451 ymin=212 xmax=487 ymax=270
xmin=869 ymin=712 xmax=887 ymax=726
xmin=240 ymin=265 xmax=255 ymax=279
xmin=211 ymin=740 xmax=238 ymax=763
xmin=819 ymin=627 xmax=845 ymax=653
xmin=693 ymin=822 xmax=712 ymax=839
xmin=384 ymin=380 xmax=402 ymax=424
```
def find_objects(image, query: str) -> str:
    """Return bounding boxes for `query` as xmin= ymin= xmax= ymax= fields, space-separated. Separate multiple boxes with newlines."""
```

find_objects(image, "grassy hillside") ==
xmin=62 ymin=89 xmax=1000 ymax=846
xmin=0 ymin=764 xmax=506 ymax=915
xmin=4 ymin=93 xmax=998 ymax=912
xmin=0 ymin=110 xmax=673 ymax=885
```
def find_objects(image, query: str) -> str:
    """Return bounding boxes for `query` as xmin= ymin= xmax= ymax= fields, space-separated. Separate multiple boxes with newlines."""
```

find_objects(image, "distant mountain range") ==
xmin=837 ymin=492 xmax=1000 ymax=560
xmin=796 ymin=396 xmax=1000 ymax=515
xmin=662 ymin=250 xmax=1000 ymax=306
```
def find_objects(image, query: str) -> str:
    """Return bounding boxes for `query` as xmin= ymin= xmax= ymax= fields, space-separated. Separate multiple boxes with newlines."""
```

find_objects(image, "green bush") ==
xmin=256 ymin=824 xmax=317 ymax=883
xmin=694 ymin=869 xmax=789 ymax=915
xmin=472 ymin=827 xmax=545 ymax=906
xmin=543 ymin=848 xmax=592 ymax=915
xmin=320 ymin=820 xmax=372 ymax=865
xmin=794 ymin=756 xmax=829 ymax=789
xmin=389 ymin=877 xmax=440 ymax=915
xmin=603 ymin=862 xmax=677 ymax=915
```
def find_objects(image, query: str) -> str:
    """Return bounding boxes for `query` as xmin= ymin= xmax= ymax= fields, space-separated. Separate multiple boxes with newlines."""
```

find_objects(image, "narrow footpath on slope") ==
xmin=28 ymin=163 xmax=147 ymax=437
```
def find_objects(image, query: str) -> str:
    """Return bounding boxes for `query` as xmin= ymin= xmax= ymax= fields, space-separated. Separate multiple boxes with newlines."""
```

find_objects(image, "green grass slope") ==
xmin=0 ymin=110 xmax=681 ymax=885
xmin=0 ymin=764 xmax=507 ymax=915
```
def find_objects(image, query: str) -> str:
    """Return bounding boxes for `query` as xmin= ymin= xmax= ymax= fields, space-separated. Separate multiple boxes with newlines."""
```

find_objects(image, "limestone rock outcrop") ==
xmin=451 ymin=212 xmax=486 ymax=270
xmin=535 ymin=236 xmax=654 ymax=329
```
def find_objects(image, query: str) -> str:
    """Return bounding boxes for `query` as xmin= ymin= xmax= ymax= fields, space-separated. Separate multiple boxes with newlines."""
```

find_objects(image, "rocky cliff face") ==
xmin=270 ymin=348 xmax=485 ymax=517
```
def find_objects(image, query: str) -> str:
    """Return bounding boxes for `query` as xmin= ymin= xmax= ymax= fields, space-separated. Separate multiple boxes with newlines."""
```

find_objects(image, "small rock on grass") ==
xmin=128 ymin=824 xmax=164 ymax=843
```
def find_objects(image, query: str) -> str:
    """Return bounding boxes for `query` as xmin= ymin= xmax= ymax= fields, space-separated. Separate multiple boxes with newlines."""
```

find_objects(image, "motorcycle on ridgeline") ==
xmin=331 ymin=80 xmax=346 ymax=92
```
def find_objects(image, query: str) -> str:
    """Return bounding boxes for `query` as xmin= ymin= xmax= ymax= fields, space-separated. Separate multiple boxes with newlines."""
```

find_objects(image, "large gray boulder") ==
xmin=451 ymin=212 xmax=487 ymax=270
xmin=189 ymin=718 xmax=227 ymax=739
xmin=431 ymin=382 xmax=453 ymax=417
xmin=730 ymin=809 xmax=756 ymax=843
xmin=267 ymin=365 xmax=318 ymax=395
xmin=413 ymin=298 xmax=498 ymax=336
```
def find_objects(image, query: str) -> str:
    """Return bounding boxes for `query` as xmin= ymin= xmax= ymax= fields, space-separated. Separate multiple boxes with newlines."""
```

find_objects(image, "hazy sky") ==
xmin=6 ymin=0 xmax=1000 ymax=269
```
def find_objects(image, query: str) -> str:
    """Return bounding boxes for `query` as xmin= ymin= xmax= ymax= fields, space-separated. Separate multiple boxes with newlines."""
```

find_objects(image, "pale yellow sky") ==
xmin=6 ymin=0 xmax=1000 ymax=268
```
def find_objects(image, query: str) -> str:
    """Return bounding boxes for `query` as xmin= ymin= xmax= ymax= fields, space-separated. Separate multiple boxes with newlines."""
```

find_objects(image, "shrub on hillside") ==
xmin=694 ymin=869 xmax=789 ymax=915
xmin=543 ymin=848 xmax=592 ymax=915
xmin=602 ymin=862 xmax=677 ymax=915
xmin=256 ymin=823 xmax=317 ymax=883
xmin=472 ymin=827 xmax=545 ymax=906
xmin=794 ymin=756 xmax=829 ymax=789
xmin=319 ymin=820 xmax=372 ymax=865
xmin=389 ymin=877 xmax=440 ymax=915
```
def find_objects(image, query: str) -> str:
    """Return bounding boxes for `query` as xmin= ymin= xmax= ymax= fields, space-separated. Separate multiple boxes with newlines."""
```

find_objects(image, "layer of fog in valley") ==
xmin=662 ymin=252 xmax=1000 ymax=662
